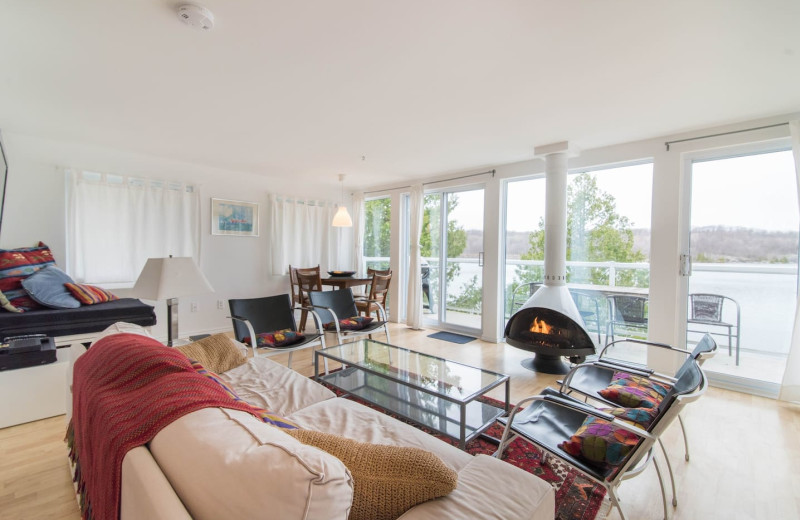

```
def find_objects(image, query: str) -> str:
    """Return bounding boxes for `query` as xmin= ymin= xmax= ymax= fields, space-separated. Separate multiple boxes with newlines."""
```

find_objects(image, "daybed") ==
xmin=67 ymin=329 xmax=555 ymax=520
xmin=0 ymin=297 xmax=156 ymax=339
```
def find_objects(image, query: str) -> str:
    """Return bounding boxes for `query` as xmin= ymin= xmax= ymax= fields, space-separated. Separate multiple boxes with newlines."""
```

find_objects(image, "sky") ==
xmin=449 ymin=150 xmax=798 ymax=233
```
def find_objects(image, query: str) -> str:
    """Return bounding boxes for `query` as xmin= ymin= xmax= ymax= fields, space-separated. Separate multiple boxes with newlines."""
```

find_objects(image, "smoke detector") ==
xmin=177 ymin=4 xmax=215 ymax=30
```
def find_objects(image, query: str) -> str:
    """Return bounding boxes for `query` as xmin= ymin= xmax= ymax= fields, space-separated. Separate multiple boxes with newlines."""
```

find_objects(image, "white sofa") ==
xmin=69 ymin=339 xmax=555 ymax=520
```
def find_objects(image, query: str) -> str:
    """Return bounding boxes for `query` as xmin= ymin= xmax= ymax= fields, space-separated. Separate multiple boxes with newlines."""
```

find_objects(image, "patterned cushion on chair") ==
xmin=598 ymin=383 xmax=663 ymax=409
xmin=609 ymin=371 xmax=671 ymax=398
xmin=559 ymin=416 xmax=640 ymax=469
xmin=323 ymin=316 xmax=374 ymax=331
xmin=598 ymin=371 xmax=671 ymax=409
xmin=245 ymin=329 xmax=305 ymax=348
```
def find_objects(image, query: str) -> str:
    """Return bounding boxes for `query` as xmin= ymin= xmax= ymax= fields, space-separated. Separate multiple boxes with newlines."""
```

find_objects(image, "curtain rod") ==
xmin=665 ymin=122 xmax=789 ymax=151
xmin=362 ymin=169 xmax=496 ymax=195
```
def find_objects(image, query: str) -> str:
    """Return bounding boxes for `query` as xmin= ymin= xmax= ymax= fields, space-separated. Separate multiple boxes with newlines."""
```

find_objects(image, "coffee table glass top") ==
xmin=315 ymin=339 xmax=509 ymax=448
xmin=317 ymin=339 xmax=507 ymax=402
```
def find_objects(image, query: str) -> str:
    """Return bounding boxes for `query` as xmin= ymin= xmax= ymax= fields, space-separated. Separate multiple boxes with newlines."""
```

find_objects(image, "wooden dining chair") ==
xmin=354 ymin=266 xmax=391 ymax=297
xmin=296 ymin=268 xmax=323 ymax=331
xmin=356 ymin=270 xmax=392 ymax=319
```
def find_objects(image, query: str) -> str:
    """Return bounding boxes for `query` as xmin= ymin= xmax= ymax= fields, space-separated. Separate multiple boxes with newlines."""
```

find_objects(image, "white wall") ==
xmin=0 ymin=131 xmax=353 ymax=341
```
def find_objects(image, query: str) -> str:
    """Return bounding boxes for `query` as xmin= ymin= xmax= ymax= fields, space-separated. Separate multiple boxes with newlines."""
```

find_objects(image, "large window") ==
xmin=686 ymin=148 xmax=797 ymax=386
xmin=363 ymin=196 xmax=391 ymax=272
xmin=504 ymin=163 xmax=653 ymax=347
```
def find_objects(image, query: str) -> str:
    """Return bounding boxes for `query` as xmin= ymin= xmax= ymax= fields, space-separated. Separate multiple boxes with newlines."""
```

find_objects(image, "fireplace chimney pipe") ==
xmin=543 ymin=150 xmax=568 ymax=286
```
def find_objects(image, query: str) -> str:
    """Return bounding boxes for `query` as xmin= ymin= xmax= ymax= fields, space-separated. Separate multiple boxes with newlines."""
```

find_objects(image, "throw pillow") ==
xmin=243 ymin=329 xmax=305 ymax=348
xmin=323 ymin=316 xmax=374 ymax=331
xmin=21 ymin=265 xmax=82 ymax=309
xmin=598 ymin=383 xmax=663 ymax=409
xmin=64 ymin=283 xmax=119 ymax=305
xmin=609 ymin=371 xmax=671 ymax=399
xmin=598 ymin=371 xmax=672 ymax=409
xmin=0 ymin=242 xmax=56 ymax=311
xmin=177 ymin=333 xmax=247 ymax=374
xmin=287 ymin=429 xmax=458 ymax=520
xmin=0 ymin=290 xmax=22 ymax=313
xmin=559 ymin=416 xmax=640 ymax=469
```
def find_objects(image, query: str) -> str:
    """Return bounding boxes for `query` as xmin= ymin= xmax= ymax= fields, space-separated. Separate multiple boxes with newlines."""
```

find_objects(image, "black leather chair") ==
xmin=228 ymin=293 xmax=325 ymax=370
xmin=495 ymin=356 xmax=707 ymax=520
xmin=308 ymin=288 xmax=390 ymax=344
xmin=559 ymin=334 xmax=717 ymax=508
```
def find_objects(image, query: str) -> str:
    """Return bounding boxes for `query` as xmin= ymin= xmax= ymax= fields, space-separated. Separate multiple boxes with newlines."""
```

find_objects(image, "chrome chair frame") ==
xmin=496 ymin=359 xmax=707 ymax=520
xmin=228 ymin=293 xmax=327 ymax=371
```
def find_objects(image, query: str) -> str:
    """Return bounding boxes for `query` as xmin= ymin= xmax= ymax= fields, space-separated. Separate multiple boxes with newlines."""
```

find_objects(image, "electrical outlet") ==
xmin=190 ymin=302 xmax=198 ymax=313
xmin=217 ymin=300 xmax=224 ymax=310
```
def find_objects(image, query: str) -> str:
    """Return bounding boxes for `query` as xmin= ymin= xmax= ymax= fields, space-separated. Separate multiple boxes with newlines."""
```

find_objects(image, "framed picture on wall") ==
xmin=211 ymin=198 xmax=259 ymax=237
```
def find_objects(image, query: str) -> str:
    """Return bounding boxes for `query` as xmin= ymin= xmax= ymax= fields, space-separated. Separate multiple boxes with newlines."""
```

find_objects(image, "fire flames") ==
xmin=529 ymin=317 xmax=553 ymax=334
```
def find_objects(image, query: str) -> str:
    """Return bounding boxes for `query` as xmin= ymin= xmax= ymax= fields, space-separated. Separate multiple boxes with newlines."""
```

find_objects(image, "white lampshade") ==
xmin=132 ymin=256 xmax=214 ymax=300
xmin=332 ymin=205 xmax=353 ymax=227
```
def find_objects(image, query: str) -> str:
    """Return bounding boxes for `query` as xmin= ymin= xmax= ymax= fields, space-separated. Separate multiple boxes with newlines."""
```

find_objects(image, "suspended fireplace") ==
xmin=504 ymin=142 xmax=596 ymax=374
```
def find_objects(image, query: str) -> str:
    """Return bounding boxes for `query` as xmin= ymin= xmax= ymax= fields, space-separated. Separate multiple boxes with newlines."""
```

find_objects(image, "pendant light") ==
xmin=332 ymin=174 xmax=353 ymax=227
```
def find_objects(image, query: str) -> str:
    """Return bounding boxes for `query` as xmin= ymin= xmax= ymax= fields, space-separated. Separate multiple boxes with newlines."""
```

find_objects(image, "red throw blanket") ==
xmin=67 ymin=333 xmax=269 ymax=520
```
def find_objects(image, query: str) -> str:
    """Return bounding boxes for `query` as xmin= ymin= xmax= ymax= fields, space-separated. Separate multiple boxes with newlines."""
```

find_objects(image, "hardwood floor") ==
xmin=1 ymin=323 xmax=798 ymax=519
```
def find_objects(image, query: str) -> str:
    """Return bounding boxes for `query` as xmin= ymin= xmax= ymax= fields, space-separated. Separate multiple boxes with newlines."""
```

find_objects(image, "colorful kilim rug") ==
xmin=321 ymin=382 xmax=610 ymax=520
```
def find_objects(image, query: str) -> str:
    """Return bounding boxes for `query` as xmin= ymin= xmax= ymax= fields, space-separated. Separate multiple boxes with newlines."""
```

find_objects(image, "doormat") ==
xmin=427 ymin=331 xmax=476 ymax=344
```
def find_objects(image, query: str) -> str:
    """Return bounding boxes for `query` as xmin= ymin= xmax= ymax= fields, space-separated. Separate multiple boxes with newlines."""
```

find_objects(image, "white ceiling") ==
xmin=1 ymin=0 xmax=799 ymax=190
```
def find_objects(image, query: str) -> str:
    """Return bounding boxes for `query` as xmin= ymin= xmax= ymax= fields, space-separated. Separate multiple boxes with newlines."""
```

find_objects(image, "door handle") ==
xmin=478 ymin=252 xmax=484 ymax=267
xmin=679 ymin=254 xmax=692 ymax=277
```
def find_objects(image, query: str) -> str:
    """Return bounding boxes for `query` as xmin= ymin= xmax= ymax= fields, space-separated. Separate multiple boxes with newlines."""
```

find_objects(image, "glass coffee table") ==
xmin=314 ymin=339 xmax=510 ymax=449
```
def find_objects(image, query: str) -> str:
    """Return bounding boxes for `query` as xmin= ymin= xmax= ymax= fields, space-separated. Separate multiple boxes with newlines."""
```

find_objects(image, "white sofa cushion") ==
xmin=288 ymin=397 xmax=473 ymax=473
xmin=396 ymin=454 xmax=555 ymax=520
xmin=221 ymin=356 xmax=336 ymax=416
xmin=149 ymin=407 xmax=353 ymax=520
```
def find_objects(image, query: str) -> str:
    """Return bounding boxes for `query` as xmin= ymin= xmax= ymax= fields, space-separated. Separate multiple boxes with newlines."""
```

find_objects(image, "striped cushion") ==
xmin=0 ymin=242 xmax=56 ymax=311
xmin=64 ymin=283 xmax=119 ymax=305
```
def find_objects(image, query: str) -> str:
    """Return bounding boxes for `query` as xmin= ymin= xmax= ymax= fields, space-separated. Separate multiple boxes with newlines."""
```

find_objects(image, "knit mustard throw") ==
xmin=288 ymin=429 xmax=458 ymax=520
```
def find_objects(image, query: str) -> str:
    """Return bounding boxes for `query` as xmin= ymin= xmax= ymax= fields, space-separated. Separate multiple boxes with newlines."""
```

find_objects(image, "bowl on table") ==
xmin=327 ymin=270 xmax=356 ymax=278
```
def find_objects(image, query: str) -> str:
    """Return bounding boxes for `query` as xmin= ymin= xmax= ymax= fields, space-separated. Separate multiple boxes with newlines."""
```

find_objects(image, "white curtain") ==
xmin=269 ymin=194 xmax=342 ymax=275
xmin=67 ymin=171 xmax=199 ymax=284
xmin=352 ymin=191 xmax=365 ymax=276
xmin=780 ymin=119 xmax=800 ymax=402
xmin=406 ymin=184 xmax=424 ymax=329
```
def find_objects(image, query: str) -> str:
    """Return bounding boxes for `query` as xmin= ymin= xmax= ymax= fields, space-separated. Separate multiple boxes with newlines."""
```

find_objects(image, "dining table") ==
xmin=321 ymin=276 xmax=372 ymax=290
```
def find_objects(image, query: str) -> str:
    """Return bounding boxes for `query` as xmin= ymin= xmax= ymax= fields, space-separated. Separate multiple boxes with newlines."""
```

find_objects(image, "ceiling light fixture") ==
xmin=332 ymin=174 xmax=353 ymax=227
xmin=177 ymin=4 xmax=215 ymax=31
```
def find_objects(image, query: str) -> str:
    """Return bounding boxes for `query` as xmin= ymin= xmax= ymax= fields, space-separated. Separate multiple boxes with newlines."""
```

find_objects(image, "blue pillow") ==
xmin=21 ymin=265 xmax=82 ymax=309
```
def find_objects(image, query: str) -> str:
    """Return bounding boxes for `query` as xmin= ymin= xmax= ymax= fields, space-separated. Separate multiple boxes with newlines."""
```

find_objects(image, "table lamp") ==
xmin=131 ymin=256 xmax=214 ymax=346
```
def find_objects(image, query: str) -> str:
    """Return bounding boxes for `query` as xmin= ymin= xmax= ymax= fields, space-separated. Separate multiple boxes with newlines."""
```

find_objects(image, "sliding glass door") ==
xmin=683 ymin=145 xmax=797 ymax=395
xmin=421 ymin=187 xmax=484 ymax=334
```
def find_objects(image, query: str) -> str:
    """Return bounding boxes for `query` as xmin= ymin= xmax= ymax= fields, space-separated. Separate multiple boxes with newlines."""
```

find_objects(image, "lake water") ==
xmin=444 ymin=262 xmax=798 ymax=355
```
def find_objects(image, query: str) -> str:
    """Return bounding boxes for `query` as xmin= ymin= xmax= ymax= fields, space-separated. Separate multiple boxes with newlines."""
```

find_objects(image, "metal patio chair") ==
xmin=508 ymin=281 xmax=542 ymax=318
xmin=687 ymin=293 xmax=741 ymax=365
xmin=570 ymin=289 xmax=603 ymax=345
xmin=606 ymin=294 xmax=649 ymax=344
